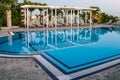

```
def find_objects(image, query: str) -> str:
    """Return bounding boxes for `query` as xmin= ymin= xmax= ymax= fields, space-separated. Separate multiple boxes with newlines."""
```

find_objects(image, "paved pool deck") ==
xmin=0 ymin=58 xmax=52 ymax=80
xmin=0 ymin=24 xmax=113 ymax=37
xmin=0 ymin=57 xmax=120 ymax=80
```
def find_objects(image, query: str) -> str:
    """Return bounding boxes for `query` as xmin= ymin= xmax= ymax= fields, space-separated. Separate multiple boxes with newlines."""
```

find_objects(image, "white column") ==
xmin=90 ymin=11 xmax=92 ymax=27
xmin=46 ymin=9 xmax=49 ymax=28
xmin=77 ymin=10 xmax=79 ymax=27
xmin=72 ymin=10 xmax=75 ymax=26
xmin=26 ymin=8 xmax=29 ymax=29
xmin=66 ymin=10 xmax=68 ymax=25
xmin=7 ymin=9 xmax=11 ymax=28
xmin=71 ymin=10 xmax=72 ymax=27
xmin=85 ymin=11 xmax=87 ymax=25
xmin=43 ymin=10 xmax=44 ymax=27
xmin=55 ymin=9 xmax=57 ymax=28
xmin=51 ymin=9 xmax=53 ymax=27
xmin=24 ymin=9 xmax=27 ymax=29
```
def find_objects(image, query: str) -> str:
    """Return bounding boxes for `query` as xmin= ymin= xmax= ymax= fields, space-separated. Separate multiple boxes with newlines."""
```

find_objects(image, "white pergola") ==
xmin=21 ymin=5 xmax=96 ymax=29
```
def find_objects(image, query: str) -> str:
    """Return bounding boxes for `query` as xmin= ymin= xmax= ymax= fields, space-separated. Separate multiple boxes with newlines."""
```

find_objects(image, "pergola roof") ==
xmin=21 ymin=5 xmax=96 ymax=11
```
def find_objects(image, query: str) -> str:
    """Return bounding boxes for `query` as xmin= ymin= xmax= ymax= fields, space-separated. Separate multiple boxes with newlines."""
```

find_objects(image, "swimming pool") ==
xmin=0 ymin=27 xmax=120 ymax=75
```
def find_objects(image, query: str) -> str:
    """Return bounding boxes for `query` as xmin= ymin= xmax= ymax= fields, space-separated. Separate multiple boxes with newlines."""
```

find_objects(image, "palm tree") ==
xmin=90 ymin=6 xmax=101 ymax=23
xmin=38 ymin=3 xmax=47 ymax=23
xmin=42 ymin=3 xmax=47 ymax=6
xmin=90 ymin=6 xmax=100 ymax=15
xmin=38 ymin=3 xmax=47 ymax=16
xmin=23 ymin=0 xmax=27 ymax=3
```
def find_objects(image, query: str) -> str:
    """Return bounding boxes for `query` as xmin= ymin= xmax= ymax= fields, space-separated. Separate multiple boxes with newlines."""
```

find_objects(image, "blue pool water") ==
xmin=0 ymin=27 xmax=120 ymax=73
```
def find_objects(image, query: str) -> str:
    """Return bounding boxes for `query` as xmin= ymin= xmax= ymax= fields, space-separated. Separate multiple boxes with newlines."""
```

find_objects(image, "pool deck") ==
xmin=0 ymin=24 xmax=113 ymax=37
xmin=0 ymin=57 xmax=120 ymax=80
xmin=0 ymin=57 xmax=52 ymax=80
xmin=0 ymin=24 xmax=120 ymax=80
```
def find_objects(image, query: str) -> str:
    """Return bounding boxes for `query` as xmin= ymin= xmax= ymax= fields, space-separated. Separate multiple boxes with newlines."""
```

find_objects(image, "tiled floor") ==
xmin=0 ymin=57 xmax=120 ymax=80
xmin=0 ymin=58 xmax=52 ymax=80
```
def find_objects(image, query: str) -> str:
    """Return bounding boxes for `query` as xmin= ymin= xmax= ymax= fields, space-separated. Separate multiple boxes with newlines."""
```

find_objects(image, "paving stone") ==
xmin=0 ymin=58 xmax=52 ymax=80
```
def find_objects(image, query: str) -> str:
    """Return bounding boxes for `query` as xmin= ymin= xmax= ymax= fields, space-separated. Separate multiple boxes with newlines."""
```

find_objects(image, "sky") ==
xmin=19 ymin=0 xmax=120 ymax=17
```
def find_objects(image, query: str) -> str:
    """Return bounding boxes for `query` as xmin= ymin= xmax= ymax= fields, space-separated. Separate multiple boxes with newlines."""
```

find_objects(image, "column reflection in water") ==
xmin=69 ymin=28 xmax=92 ymax=45
xmin=71 ymin=28 xmax=73 ymax=41
xmin=77 ymin=28 xmax=92 ymax=45
xmin=77 ymin=28 xmax=79 ymax=43
xmin=24 ymin=28 xmax=94 ymax=52
xmin=26 ymin=30 xmax=48 ymax=51
xmin=25 ymin=31 xmax=30 ymax=48
xmin=8 ymin=35 xmax=12 ymax=45
xmin=55 ymin=29 xmax=57 ymax=45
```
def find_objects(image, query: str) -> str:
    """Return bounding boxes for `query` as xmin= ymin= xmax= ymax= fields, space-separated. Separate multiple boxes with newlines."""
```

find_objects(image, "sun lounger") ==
xmin=35 ymin=20 xmax=43 ymax=28
xmin=80 ymin=20 xmax=85 ymax=26
xmin=29 ymin=21 xmax=36 ymax=28
xmin=106 ymin=20 xmax=113 ymax=25
xmin=112 ymin=21 xmax=120 ymax=26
